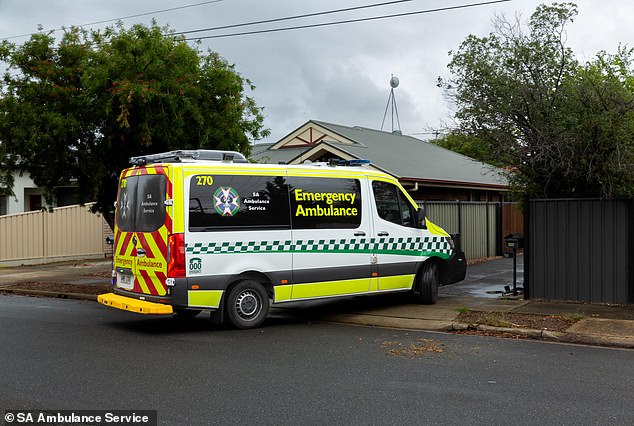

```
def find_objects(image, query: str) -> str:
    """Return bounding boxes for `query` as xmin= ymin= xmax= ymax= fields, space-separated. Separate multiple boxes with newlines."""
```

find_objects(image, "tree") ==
xmin=438 ymin=2 xmax=634 ymax=199
xmin=0 ymin=23 xmax=269 ymax=227
xmin=430 ymin=132 xmax=506 ymax=167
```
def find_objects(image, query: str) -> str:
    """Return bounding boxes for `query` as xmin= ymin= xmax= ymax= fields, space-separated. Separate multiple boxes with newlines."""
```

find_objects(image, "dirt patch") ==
xmin=0 ymin=282 xmax=110 ymax=296
xmin=456 ymin=310 xmax=578 ymax=332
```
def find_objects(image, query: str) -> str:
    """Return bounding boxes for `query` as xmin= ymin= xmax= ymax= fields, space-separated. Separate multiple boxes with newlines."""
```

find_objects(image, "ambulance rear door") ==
xmin=113 ymin=165 xmax=172 ymax=298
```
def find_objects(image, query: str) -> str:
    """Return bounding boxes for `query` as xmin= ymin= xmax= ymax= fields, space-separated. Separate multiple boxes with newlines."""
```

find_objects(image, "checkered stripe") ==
xmin=420 ymin=236 xmax=452 ymax=255
xmin=186 ymin=236 xmax=451 ymax=256
xmin=187 ymin=240 xmax=293 ymax=255
xmin=293 ymin=238 xmax=374 ymax=251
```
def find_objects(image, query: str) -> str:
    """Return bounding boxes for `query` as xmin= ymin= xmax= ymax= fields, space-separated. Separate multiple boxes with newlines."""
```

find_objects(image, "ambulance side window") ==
xmin=372 ymin=181 xmax=417 ymax=228
xmin=189 ymin=175 xmax=290 ymax=231
xmin=288 ymin=177 xmax=362 ymax=229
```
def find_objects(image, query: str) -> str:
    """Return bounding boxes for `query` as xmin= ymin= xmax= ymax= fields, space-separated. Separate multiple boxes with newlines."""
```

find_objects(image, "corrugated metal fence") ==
xmin=0 ymin=204 xmax=107 ymax=265
xmin=1 ymin=201 xmax=523 ymax=265
xmin=526 ymin=199 xmax=633 ymax=304
xmin=420 ymin=201 xmax=523 ymax=261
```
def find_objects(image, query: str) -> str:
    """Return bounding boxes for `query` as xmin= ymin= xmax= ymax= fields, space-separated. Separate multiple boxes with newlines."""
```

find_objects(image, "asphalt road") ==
xmin=1 ymin=295 xmax=633 ymax=426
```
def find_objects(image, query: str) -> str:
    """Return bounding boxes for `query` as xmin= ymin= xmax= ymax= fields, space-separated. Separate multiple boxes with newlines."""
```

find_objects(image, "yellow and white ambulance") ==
xmin=98 ymin=150 xmax=466 ymax=328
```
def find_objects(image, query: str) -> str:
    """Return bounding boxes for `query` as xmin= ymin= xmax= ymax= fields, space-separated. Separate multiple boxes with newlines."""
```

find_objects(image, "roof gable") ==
xmin=269 ymin=120 xmax=361 ymax=150
xmin=252 ymin=120 xmax=507 ymax=189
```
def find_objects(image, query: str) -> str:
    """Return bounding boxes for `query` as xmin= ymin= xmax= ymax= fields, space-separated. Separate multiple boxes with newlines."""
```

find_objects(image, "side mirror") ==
xmin=105 ymin=236 xmax=114 ymax=245
xmin=417 ymin=207 xmax=427 ymax=229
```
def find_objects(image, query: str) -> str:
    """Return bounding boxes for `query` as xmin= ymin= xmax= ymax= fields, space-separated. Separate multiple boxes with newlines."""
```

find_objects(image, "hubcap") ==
xmin=235 ymin=290 xmax=260 ymax=320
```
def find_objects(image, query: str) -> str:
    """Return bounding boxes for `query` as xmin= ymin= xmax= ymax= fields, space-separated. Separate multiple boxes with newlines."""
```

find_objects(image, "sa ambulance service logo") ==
xmin=214 ymin=186 xmax=240 ymax=216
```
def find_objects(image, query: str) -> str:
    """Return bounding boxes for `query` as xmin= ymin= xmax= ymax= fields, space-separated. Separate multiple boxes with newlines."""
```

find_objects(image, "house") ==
xmin=250 ymin=120 xmax=508 ymax=202
xmin=0 ymin=171 xmax=81 ymax=215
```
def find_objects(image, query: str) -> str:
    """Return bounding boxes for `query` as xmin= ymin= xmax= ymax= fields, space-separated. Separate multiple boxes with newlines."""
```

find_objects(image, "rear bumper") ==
xmin=98 ymin=293 xmax=173 ymax=315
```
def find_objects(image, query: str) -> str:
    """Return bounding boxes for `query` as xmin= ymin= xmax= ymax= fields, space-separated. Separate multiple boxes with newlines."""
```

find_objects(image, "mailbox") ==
xmin=504 ymin=233 xmax=524 ymax=249
xmin=504 ymin=233 xmax=523 ymax=296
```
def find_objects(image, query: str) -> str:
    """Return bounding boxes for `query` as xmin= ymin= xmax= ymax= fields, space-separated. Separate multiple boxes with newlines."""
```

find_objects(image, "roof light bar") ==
xmin=129 ymin=150 xmax=248 ymax=165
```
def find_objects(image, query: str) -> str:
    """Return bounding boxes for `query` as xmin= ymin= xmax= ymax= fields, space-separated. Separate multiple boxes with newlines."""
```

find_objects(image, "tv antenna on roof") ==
xmin=380 ymin=75 xmax=402 ymax=135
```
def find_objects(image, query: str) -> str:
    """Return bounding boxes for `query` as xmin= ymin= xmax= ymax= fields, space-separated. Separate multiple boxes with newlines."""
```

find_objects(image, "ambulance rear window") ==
xmin=116 ymin=174 xmax=166 ymax=233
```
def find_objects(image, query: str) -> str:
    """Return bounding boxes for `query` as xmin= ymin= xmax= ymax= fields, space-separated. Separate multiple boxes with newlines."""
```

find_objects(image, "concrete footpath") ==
xmin=1 ymin=256 xmax=634 ymax=348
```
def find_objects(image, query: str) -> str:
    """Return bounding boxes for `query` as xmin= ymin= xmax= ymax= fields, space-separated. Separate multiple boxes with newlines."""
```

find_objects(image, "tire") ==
xmin=173 ymin=308 xmax=202 ymax=319
xmin=226 ymin=280 xmax=269 ymax=329
xmin=413 ymin=262 xmax=438 ymax=305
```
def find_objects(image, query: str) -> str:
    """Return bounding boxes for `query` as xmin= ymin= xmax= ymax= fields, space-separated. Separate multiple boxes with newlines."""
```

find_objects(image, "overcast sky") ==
xmin=1 ymin=0 xmax=633 ymax=144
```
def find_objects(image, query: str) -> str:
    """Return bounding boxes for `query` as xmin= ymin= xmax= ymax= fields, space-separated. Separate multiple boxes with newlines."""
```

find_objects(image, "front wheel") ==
xmin=413 ymin=262 xmax=438 ymax=305
xmin=226 ymin=280 xmax=269 ymax=329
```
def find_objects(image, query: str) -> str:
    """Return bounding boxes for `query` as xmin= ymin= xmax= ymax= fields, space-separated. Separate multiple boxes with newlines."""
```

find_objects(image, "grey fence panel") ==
xmin=527 ymin=199 xmax=632 ymax=304
xmin=462 ymin=203 xmax=487 ymax=259
xmin=425 ymin=202 xmax=459 ymax=234
xmin=422 ymin=201 xmax=500 ymax=261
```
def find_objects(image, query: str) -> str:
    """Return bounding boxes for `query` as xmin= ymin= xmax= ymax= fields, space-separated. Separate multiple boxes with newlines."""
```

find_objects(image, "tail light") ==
xmin=167 ymin=233 xmax=186 ymax=278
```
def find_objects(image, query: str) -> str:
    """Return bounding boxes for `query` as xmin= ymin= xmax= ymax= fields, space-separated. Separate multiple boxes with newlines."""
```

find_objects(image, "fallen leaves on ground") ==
xmin=382 ymin=338 xmax=445 ymax=358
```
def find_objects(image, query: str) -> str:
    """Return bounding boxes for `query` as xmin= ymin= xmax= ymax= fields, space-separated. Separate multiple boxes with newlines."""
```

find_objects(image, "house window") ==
xmin=0 ymin=196 xmax=6 ymax=215
xmin=29 ymin=194 xmax=42 ymax=211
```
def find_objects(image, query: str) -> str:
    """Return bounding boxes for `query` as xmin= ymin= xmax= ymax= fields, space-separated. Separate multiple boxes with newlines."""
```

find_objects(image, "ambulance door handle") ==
xmin=354 ymin=231 xmax=366 ymax=237
xmin=136 ymin=248 xmax=146 ymax=258
xmin=377 ymin=231 xmax=389 ymax=237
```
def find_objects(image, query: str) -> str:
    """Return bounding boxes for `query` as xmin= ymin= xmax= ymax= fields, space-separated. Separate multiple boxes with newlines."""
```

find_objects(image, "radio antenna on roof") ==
xmin=380 ymin=74 xmax=402 ymax=135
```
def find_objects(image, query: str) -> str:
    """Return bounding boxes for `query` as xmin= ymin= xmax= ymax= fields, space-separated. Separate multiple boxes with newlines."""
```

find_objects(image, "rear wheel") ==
xmin=413 ymin=262 xmax=438 ymax=304
xmin=226 ymin=280 xmax=269 ymax=329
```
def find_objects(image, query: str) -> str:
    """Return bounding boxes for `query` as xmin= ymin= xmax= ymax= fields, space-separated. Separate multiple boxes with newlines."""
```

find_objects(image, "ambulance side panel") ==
xmin=287 ymin=171 xmax=374 ymax=300
xmin=182 ymin=166 xmax=292 ymax=308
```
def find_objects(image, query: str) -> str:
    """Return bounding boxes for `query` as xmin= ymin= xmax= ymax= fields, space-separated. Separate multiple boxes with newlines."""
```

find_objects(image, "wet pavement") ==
xmin=441 ymin=255 xmax=523 ymax=299
xmin=2 ymin=255 xmax=634 ymax=347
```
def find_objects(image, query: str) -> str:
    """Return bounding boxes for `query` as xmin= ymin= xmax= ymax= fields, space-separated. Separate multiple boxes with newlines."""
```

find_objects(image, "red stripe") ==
xmin=136 ymin=233 xmax=155 ymax=259
xmin=155 ymin=165 xmax=173 ymax=198
xmin=118 ymin=233 xmax=132 ymax=256
xmin=164 ymin=215 xmax=173 ymax=233
xmin=132 ymin=276 xmax=141 ymax=293
xmin=166 ymin=173 xmax=173 ymax=197
xmin=151 ymin=230 xmax=167 ymax=260
xmin=156 ymin=165 xmax=173 ymax=234
xmin=139 ymin=269 xmax=158 ymax=295
xmin=154 ymin=270 xmax=167 ymax=296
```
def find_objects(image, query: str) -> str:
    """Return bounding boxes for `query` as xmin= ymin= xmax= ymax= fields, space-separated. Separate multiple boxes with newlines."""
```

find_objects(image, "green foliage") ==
xmin=431 ymin=132 xmax=506 ymax=167
xmin=439 ymin=2 xmax=634 ymax=199
xmin=0 ymin=23 xmax=269 ymax=226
